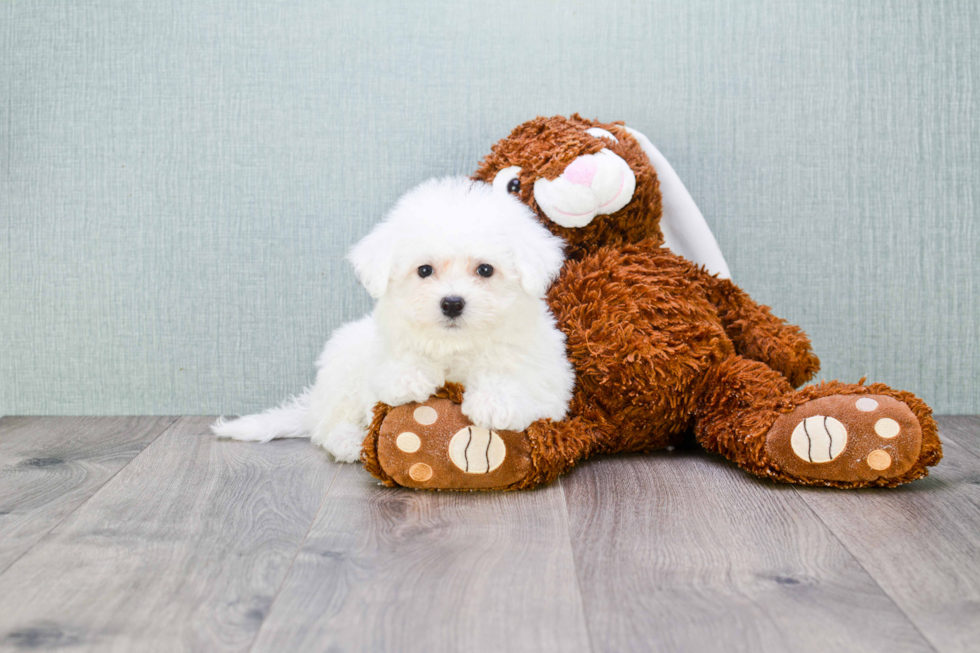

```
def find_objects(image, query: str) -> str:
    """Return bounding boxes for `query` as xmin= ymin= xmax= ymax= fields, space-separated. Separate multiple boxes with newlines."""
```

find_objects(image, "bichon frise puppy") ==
xmin=212 ymin=177 xmax=575 ymax=462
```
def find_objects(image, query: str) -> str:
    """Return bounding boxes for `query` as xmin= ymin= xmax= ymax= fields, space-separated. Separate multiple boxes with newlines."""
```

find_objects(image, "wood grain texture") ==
xmin=249 ymin=464 xmax=591 ymax=653
xmin=795 ymin=416 xmax=980 ymax=653
xmin=0 ymin=417 xmax=337 ymax=653
xmin=0 ymin=416 xmax=177 ymax=574
xmin=938 ymin=416 xmax=980 ymax=458
xmin=561 ymin=448 xmax=934 ymax=653
xmin=1 ymin=416 xmax=976 ymax=652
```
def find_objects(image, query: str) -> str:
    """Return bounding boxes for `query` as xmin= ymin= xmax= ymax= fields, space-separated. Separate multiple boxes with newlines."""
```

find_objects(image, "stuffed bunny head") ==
xmin=473 ymin=114 xmax=664 ymax=258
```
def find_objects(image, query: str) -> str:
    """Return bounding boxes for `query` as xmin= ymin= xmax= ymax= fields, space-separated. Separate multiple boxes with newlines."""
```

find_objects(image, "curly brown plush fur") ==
xmin=364 ymin=114 xmax=941 ymax=490
xmin=476 ymin=115 xmax=664 ymax=260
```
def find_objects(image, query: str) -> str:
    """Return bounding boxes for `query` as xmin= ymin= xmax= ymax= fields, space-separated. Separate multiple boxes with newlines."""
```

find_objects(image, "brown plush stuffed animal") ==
xmin=362 ymin=114 xmax=942 ymax=491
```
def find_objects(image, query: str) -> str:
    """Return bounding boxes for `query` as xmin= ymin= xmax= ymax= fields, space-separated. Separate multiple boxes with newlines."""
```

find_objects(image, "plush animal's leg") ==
xmin=519 ymin=407 xmax=613 ymax=489
xmin=694 ymin=356 xmax=941 ymax=487
xmin=703 ymin=276 xmax=820 ymax=388
xmin=362 ymin=384 xmax=601 ymax=490
xmin=694 ymin=355 xmax=794 ymax=463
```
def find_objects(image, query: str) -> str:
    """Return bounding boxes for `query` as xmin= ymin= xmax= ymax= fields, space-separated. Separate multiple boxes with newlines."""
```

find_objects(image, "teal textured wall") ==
xmin=2 ymin=0 xmax=977 ymax=415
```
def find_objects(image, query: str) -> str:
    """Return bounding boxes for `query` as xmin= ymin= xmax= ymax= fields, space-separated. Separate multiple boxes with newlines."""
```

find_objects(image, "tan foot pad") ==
xmin=377 ymin=397 xmax=533 ymax=490
xmin=766 ymin=394 xmax=922 ymax=482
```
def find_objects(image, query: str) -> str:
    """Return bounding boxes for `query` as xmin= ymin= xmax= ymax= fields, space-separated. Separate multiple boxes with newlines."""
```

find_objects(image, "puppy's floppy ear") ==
xmin=347 ymin=220 xmax=398 ymax=299
xmin=509 ymin=215 xmax=566 ymax=297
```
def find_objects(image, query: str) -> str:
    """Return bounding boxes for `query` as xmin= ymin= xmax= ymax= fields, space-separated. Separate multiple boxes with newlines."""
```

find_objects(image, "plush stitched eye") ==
xmin=417 ymin=265 xmax=433 ymax=278
xmin=477 ymin=263 xmax=494 ymax=278
xmin=492 ymin=166 xmax=523 ymax=195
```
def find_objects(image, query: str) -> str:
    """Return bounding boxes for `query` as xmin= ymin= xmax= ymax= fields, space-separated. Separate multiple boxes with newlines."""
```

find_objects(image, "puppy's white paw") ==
xmin=461 ymin=386 xmax=537 ymax=432
xmin=312 ymin=423 xmax=365 ymax=463
xmin=373 ymin=362 xmax=441 ymax=406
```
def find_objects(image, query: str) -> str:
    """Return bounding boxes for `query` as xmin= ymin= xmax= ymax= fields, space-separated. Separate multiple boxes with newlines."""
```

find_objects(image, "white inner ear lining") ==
xmin=585 ymin=127 xmax=618 ymax=143
xmin=623 ymin=125 xmax=731 ymax=279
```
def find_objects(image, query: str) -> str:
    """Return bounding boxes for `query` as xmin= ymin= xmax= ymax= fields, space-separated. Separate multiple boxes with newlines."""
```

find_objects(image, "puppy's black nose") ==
xmin=440 ymin=296 xmax=465 ymax=318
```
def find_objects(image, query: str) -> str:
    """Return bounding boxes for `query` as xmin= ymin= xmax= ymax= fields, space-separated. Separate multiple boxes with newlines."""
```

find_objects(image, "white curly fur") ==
xmin=212 ymin=177 xmax=575 ymax=462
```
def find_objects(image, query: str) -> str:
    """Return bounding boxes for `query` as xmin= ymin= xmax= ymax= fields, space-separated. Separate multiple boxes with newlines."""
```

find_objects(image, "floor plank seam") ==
xmin=557 ymin=475 xmax=598 ymax=653
xmin=790 ymin=487 xmax=941 ymax=653
xmin=245 ymin=461 xmax=344 ymax=653
xmin=0 ymin=416 xmax=180 ymax=579
xmin=938 ymin=430 xmax=980 ymax=463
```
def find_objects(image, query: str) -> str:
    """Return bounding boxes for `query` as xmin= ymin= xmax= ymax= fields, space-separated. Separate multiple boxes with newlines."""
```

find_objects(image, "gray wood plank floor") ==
xmin=0 ymin=416 xmax=977 ymax=653
xmin=562 ymin=450 xmax=932 ymax=652
xmin=0 ymin=416 xmax=177 ymax=575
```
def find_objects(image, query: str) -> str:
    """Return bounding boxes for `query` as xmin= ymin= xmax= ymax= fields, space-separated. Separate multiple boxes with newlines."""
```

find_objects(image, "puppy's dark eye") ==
xmin=417 ymin=265 xmax=433 ymax=278
xmin=506 ymin=178 xmax=520 ymax=194
xmin=477 ymin=263 xmax=494 ymax=278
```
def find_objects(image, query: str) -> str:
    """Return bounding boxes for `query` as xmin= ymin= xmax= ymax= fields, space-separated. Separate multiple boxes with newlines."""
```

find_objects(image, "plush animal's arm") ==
xmin=701 ymin=274 xmax=820 ymax=388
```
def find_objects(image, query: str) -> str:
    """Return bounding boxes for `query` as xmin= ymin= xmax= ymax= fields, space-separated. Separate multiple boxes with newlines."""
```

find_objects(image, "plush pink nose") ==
xmin=562 ymin=156 xmax=598 ymax=187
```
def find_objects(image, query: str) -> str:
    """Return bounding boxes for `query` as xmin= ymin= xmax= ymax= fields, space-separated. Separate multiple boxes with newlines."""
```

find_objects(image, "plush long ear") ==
xmin=347 ymin=220 xmax=397 ymax=299
xmin=623 ymin=126 xmax=732 ymax=280
xmin=509 ymin=216 xmax=567 ymax=297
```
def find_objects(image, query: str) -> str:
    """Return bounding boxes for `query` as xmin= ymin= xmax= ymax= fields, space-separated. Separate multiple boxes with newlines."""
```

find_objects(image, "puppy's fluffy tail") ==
xmin=211 ymin=390 xmax=311 ymax=442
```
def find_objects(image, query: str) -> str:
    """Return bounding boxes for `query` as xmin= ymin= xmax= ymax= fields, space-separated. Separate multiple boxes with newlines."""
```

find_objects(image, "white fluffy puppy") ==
xmin=213 ymin=177 xmax=575 ymax=462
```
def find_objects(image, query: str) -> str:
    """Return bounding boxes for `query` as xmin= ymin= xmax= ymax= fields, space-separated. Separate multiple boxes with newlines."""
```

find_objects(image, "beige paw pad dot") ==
xmin=874 ymin=418 xmax=901 ymax=438
xmin=395 ymin=432 xmax=421 ymax=453
xmin=413 ymin=406 xmax=438 ymax=425
xmin=855 ymin=398 xmax=879 ymax=412
xmin=408 ymin=462 xmax=432 ymax=482
xmin=790 ymin=415 xmax=848 ymax=463
xmin=867 ymin=449 xmax=892 ymax=470
xmin=448 ymin=426 xmax=505 ymax=474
